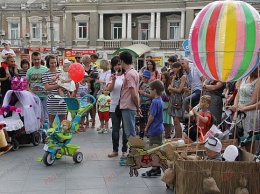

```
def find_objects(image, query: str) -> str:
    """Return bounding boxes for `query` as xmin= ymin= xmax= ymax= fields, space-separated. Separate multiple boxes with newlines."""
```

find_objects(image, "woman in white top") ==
xmin=95 ymin=60 xmax=111 ymax=97
xmin=107 ymin=56 xmax=127 ymax=158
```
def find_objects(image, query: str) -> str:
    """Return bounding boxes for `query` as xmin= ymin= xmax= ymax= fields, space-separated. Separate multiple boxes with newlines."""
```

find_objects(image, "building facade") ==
xmin=0 ymin=0 xmax=260 ymax=67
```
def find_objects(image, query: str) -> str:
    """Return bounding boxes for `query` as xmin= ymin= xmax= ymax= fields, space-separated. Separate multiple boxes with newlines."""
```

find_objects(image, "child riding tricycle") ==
xmin=38 ymin=94 xmax=96 ymax=166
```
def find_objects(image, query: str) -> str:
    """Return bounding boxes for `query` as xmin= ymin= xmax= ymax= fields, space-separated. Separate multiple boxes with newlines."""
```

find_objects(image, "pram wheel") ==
xmin=31 ymin=132 xmax=41 ymax=146
xmin=11 ymin=138 xmax=19 ymax=151
xmin=73 ymin=152 xmax=83 ymax=163
xmin=43 ymin=152 xmax=55 ymax=166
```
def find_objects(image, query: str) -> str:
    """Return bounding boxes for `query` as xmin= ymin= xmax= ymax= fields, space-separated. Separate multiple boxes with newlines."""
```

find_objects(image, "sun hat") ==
xmin=204 ymin=137 xmax=222 ymax=153
xmin=64 ymin=59 xmax=71 ymax=64
xmin=1 ymin=40 xmax=11 ymax=45
xmin=142 ymin=70 xmax=151 ymax=78
xmin=222 ymin=145 xmax=239 ymax=161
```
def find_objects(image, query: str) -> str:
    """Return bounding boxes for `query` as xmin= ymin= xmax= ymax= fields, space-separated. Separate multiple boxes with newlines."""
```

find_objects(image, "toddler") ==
xmin=52 ymin=60 xmax=76 ymax=103
xmin=97 ymin=87 xmax=111 ymax=134
xmin=76 ymin=73 xmax=90 ymax=131
xmin=1 ymin=40 xmax=18 ymax=77
xmin=138 ymin=70 xmax=152 ymax=139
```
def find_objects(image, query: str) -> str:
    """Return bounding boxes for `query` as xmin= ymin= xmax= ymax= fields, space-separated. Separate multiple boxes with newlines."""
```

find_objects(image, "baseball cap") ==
xmin=142 ymin=70 xmax=151 ymax=78
xmin=204 ymin=137 xmax=222 ymax=153
xmin=1 ymin=40 xmax=11 ymax=45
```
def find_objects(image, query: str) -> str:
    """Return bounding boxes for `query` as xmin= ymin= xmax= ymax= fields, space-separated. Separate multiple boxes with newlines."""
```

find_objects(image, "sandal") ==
xmin=107 ymin=152 xmax=118 ymax=158
xmin=78 ymin=126 xmax=84 ymax=132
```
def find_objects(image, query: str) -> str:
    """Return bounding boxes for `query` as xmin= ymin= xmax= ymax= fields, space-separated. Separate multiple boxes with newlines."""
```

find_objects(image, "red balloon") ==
xmin=68 ymin=63 xmax=85 ymax=82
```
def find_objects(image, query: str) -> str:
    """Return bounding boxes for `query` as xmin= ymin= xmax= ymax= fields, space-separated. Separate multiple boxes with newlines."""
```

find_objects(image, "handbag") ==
xmin=115 ymin=102 xmax=121 ymax=117
xmin=172 ymin=101 xmax=182 ymax=109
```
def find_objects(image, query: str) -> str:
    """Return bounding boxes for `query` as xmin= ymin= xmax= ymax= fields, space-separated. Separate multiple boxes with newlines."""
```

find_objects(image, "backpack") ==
xmin=204 ymin=111 xmax=217 ymax=129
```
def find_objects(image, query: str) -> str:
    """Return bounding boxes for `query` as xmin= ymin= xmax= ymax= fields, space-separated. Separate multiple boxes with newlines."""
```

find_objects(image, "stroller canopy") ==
xmin=1 ymin=90 xmax=42 ymax=134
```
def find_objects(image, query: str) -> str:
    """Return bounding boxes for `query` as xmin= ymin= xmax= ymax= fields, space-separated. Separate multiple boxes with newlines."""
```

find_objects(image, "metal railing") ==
xmin=132 ymin=40 xmax=148 ymax=45
xmin=103 ymin=40 xmax=121 ymax=49
xmin=160 ymin=40 xmax=184 ymax=49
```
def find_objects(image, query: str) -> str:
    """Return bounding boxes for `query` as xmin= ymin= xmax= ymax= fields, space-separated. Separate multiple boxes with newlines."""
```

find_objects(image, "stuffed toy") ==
xmin=0 ymin=123 xmax=11 ymax=154
xmin=60 ymin=120 xmax=72 ymax=134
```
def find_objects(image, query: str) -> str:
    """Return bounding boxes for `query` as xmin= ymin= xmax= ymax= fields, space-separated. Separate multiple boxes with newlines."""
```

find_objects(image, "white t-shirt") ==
xmin=107 ymin=74 xmax=124 ymax=112
xmin=99 ymin=69 xmax=111 ymax=91
xmin=1 ymin=49 xmax=15 ymax=61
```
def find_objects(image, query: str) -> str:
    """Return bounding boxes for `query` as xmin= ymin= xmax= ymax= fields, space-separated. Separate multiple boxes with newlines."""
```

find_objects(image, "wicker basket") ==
xmin=172 ymin=150 xmax=260 ymax=194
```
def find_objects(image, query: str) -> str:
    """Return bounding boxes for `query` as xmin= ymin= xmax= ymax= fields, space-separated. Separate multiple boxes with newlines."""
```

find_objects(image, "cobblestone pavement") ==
xmin=0 ymin=118 xmax=173 ymax=194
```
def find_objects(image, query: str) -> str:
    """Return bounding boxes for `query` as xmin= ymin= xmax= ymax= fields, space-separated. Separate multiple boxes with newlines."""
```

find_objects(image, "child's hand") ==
xmin=192 ymin=107 xmax=198 ymax=115
xmin=61 ymin=80 xmax=66 ymax=84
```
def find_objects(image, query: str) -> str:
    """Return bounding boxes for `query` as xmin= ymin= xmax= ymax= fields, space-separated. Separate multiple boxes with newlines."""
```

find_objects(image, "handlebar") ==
xmin=80 ymin=94 xmax=96 ymax=107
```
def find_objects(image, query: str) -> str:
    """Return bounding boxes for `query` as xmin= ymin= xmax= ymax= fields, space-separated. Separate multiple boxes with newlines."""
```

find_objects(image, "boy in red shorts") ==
xmin=97 ymin=86 xmax=111 ymax=134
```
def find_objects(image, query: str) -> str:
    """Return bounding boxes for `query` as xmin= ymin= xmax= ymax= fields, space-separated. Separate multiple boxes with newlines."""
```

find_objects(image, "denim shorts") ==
xmin=121 ymin=109 xmax=136 ymax=138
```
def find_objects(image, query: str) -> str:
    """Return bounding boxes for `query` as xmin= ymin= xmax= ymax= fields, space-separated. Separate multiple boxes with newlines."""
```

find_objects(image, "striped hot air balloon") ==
xmin=189 ymin=0 xmax=260 ymax=82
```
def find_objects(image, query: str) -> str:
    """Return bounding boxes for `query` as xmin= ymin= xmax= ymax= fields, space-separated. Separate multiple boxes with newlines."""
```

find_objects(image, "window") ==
xmin=46 ymin=16 xmax=60 ymax=41
xmin=169 ymin=22 xmax=180 ymax=39
xmin=136 ymin=15 xmax=151 ymax=40
xmin=10 ymin=23 xmax=19 ymax=40
xmin=140 ymin=23 xmax=150 ymax=40
xmin=166 ymin=14 xmax=181 ymax=40
xmin=74 ymin=14 xmax=89 ymax=40
xmin=28 ymin=16 xmax=42 ymax=40
xmin=32 ymin=23 xmax=40 ymax=39
xmin=78 ymin=22 xmax=87 ymax=39
xmin=6 ymin=17 xmax=20 ymax=44
xmin=113 ymin=23 xmax=122 ymax=39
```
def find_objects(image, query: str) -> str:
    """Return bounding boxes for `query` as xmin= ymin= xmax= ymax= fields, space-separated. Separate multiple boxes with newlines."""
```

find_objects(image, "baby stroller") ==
xmin=0 ymin=90 xmax=42 ymax=150
xmin=38 ymin=94 xmax=96 ymax=166
xmin=217 ymin=110 xmax=247 ymax=140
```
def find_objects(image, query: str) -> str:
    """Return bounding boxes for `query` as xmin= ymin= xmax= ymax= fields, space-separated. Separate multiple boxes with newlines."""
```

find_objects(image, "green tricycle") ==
xmin=38 ymin=94 xmax=96 ymax=166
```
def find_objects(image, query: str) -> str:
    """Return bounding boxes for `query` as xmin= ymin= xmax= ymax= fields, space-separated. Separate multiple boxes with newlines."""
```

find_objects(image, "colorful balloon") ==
xmin=189 ymin=0 xmax=260 ymax=82
xmin=68 ymin=63 xmax=85 ymax=82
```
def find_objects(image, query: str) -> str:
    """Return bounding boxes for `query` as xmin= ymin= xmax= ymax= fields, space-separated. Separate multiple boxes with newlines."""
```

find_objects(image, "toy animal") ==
xmin=0 ymin=123 xmax=12 ymax=155
xmin=126 ymin=136 xmax=168 ymax=177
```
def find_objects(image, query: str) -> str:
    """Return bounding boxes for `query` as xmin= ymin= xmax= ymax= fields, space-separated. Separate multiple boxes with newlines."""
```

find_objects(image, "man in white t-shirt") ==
xmin=180 ymin=58 xmax=205 ymax=111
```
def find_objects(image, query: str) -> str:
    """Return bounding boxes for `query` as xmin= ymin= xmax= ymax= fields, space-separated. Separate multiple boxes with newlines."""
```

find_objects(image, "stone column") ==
xmin=181 ymin=11 xmax=185 ymax=39
xmin=122 ymin=13 xmax=126 ymax=39
xmin=155 ymin=12 xmax=160 ymax=39
xmin=150 ymin=12 xmax=155 ymax=39
xmin=21 ymin=12 xmax=26 ymax=38
xmin=127 ymin=13 xmax=132 ymax=39
xmin=65 ymin=12 xmax=72 ymax=48
xmin=99 ymin=13 xmax=104 ymax=39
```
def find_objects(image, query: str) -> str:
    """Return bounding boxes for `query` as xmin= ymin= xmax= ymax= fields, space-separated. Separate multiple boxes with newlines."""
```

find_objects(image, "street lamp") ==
xmin=49 ymin=0 xmax=55 ymax=54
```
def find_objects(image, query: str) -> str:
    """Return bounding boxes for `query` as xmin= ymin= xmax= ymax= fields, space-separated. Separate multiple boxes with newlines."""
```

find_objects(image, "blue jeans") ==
xmin=40 ymin=97 xmax=49 ymax=125
xmin=185 ymin=89 xmax=201 ymax=108
xmin=111 ymin=112 xmax=127 ymax=152
xmin=121 ymin=109 xmax=136 ymax=138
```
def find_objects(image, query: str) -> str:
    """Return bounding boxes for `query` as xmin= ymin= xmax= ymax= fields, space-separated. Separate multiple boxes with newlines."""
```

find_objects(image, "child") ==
xmin=204 ymin=137 xmax=222 ymax=161
xmin=52 ymin=59 xmax=76 ymax=102
xmin=97 ymin=86 xmax=111 ymax=134
xmin=75 ymin=73 xmax=90 ymax=131
xmin=187 ymin=95 xmax=213 ymax=143
xmin=138 ymin=70 xmax=152 ymax=139
xmin=161 ymin=72 xmax=172 ymax=139
xmin=142 ymin=79 xmax=164 ymax=177
xmin=1 ymin=40 xmax=18 ymax=77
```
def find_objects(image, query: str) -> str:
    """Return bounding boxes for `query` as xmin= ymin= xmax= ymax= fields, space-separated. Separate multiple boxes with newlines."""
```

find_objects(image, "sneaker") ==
xmin=98 ymin=129 xmax=104 ymax=134
xmin=103 ymin=129 xmax=108 ymax=134
xmin=119 ymin=159 xmax=127 ymax=166
xmin=141 ymin=169 xmax=161 ymax=177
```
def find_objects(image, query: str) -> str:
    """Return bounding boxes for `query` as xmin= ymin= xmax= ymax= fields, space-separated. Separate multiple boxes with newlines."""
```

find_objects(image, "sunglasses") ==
xmin=75 ymin=57 xmax=81 ymax=59
xmin=205 ymin=137 xmax=218 ymax=146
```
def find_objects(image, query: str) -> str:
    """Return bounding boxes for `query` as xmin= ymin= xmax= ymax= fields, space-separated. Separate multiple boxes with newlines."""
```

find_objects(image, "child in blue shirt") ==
xmin=142 ymin=79 xmax=164 ymax=177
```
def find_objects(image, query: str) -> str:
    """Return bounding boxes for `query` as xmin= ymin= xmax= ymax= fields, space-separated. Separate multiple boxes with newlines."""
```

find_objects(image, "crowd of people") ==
xmin=1 ymin=41 xmax=260 ymax=175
